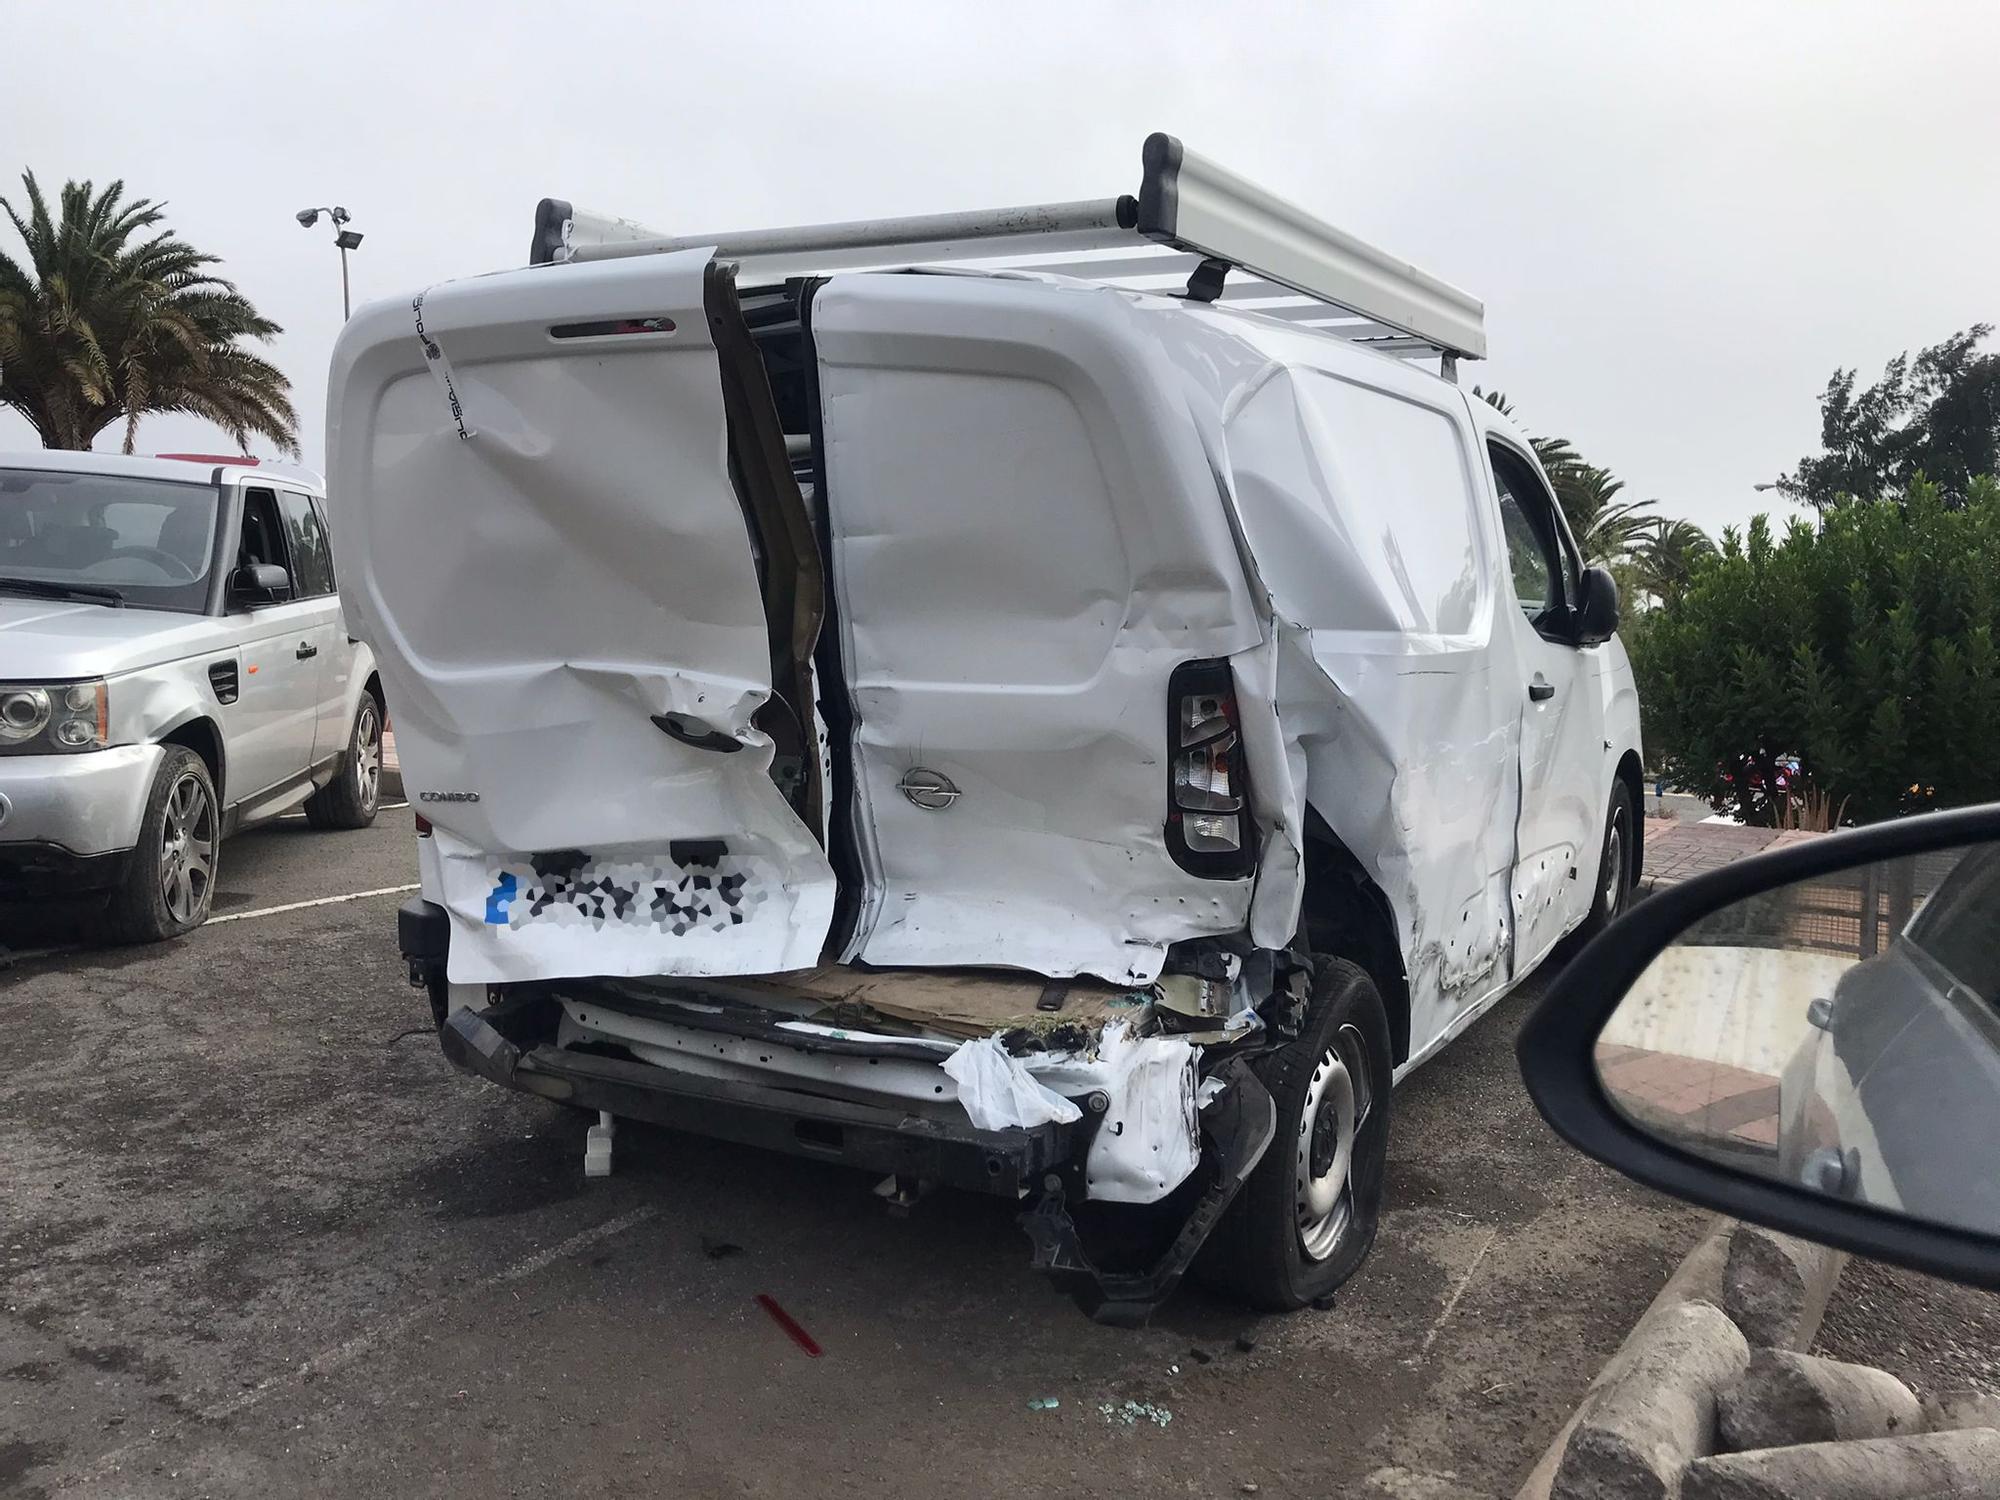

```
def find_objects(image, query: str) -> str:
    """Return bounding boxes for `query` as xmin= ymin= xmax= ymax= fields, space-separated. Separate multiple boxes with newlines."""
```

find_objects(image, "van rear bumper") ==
xmin=439 ymin=1000 xmax=1081 ymax=1199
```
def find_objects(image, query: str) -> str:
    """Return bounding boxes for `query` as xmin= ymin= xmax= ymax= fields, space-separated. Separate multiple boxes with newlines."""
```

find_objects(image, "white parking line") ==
xmin=59 ymin=1204 xmax=661 ymax=1491
xmin=208 ymin=884 xmax=419 ymax=924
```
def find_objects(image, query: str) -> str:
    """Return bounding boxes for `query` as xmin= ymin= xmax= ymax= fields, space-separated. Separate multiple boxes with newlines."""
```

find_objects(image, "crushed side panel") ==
xmin=1213 ymin=354 xmax=1524 ymax=1056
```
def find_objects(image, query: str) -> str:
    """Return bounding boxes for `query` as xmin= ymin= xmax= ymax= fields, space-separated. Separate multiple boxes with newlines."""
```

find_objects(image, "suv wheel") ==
xmin=108 ymin=746 xmax=218 ymax=943
xmin=1196 ymin=958 xmax=1395 ymax=1309
xmin=305 ymin=692 xmax=384 ymax=831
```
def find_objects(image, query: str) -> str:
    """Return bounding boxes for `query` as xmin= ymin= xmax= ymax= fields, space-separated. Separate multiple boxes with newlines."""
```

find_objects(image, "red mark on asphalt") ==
xmin=755 ymin=1294 xmax=823 ymax=1357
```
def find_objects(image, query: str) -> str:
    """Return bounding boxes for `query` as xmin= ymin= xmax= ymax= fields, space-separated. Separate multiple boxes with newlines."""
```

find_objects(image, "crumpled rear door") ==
xmin=328 ymin=249 xmax=834 ymax=983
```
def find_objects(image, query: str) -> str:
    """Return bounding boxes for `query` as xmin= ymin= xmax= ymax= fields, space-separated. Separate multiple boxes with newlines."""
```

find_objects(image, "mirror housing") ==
xmin=1518 ymin=802 xmax=2000 ymax=1291
xmin=1572 ymin=565 xmax=1620 ymax=645
xmin=232 ymin=562 xmax=291 ymax=604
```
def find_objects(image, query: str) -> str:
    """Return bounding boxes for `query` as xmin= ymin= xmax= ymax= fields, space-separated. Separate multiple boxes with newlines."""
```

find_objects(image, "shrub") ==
xmin=1630 ymin=475 xmax=2000 ymax=825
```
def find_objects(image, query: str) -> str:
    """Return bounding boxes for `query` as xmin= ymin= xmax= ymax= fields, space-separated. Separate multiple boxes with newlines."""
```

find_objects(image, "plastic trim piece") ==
xmin=1517 ymin=801 xmax=2000 ymax=1291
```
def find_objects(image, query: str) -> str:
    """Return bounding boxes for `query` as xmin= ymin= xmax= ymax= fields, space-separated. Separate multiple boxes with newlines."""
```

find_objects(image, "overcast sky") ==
xmin=5 ymin=1 xmax=1995 ymax=537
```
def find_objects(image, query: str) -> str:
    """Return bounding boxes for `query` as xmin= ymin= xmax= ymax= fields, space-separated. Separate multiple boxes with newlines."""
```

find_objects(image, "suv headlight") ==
xmin=0 ymin=681 xmax=109 ymax=753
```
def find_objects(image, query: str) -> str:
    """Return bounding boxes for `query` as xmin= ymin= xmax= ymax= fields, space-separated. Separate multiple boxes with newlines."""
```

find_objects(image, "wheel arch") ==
xmin=158 ymin=714 xmax=226 ymax=806
xmin=1298 ymin=806 xmax=1412 ymax=1066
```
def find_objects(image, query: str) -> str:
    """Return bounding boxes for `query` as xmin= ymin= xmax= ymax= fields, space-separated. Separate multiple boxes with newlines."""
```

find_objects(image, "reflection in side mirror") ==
xmin=1598 ymin=844 xmax=2000 ymax=1230
xmin=233 ymin=562 xmax=291 ymax=602
xmin=1519 ymin=805 xmax=2000 ymax=1291
xmin=1573 ymin=565 xmax=1619 ymax=645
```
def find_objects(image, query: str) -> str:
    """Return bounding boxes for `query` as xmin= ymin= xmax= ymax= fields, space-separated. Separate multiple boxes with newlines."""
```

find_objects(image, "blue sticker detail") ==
xmin=484 ymin=871 xmax=518 ymax=925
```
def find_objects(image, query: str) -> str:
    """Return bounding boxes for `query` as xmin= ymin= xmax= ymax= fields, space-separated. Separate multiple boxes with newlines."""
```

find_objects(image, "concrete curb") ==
xmin=1513 ymin=1221 xmax=1847 ymax=1500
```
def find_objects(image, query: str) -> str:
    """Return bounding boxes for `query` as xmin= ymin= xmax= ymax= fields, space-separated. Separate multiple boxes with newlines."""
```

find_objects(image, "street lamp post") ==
xmin=295 ymin=206 xmax=364 ymax=320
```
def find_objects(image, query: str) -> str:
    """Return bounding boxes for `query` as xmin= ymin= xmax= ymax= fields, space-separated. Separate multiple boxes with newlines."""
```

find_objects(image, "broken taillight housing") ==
xmin=1166 ymin=659 xmax=1254 ymax=878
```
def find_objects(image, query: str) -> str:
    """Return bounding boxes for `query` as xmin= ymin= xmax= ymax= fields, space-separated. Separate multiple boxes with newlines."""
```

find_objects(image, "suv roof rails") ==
xmin=526 ymin=132 xmax=1485 ymax=371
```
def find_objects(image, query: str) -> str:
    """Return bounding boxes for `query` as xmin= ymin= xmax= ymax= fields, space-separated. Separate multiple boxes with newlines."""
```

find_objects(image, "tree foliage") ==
xmin=0 ymin=171 xmax=298 ymax=455
xmin=1629 ymin=518 xmax=1716 ymax=609
xmin=1775 ymin=326 xmax=1999 ymax=509
xmin=1475 ymin=387 xmax=1658 ymax=565
xmin=1630 ymin=474 xmax=2000 ymax=825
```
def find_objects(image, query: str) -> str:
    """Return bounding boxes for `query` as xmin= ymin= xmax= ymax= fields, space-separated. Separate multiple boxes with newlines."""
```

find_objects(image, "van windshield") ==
xmin=0 ymin=467 xmax=221 ymax=613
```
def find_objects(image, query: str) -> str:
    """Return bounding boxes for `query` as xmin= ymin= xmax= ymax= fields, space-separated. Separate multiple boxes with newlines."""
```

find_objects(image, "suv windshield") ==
xmin=0 ymin=466 xmax=221 ymax=613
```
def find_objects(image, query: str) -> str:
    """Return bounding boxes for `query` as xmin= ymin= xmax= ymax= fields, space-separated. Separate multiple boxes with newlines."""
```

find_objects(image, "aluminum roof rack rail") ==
xmin=528 ymin=132 xmax=1485 ymax=365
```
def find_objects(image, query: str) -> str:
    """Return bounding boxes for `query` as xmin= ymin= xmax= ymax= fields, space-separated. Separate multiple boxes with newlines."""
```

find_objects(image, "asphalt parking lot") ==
xmin=0 ymin=796 xmax=1725 ymax=1500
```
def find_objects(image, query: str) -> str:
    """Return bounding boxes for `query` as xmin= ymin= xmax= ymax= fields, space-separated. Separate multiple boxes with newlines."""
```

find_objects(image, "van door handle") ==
xmin=652 ymin=712 xmax=743 ymax=754
xmin=1528 ymin=678 xmax=1555 ymax=702
xmin=295 ymin=641 xmax=319 ymax=660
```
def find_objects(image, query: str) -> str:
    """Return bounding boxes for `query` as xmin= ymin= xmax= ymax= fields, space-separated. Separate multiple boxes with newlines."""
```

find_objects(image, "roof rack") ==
xmin=527 ymin=133 xmax=1484 ymax=365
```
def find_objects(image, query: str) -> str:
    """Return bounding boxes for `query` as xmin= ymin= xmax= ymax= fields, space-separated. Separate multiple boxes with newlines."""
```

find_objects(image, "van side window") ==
xmin=277 ymin=490 xmax=336 ymax=597
xmin=1487 ymin=443 xmax=1567 ymax=626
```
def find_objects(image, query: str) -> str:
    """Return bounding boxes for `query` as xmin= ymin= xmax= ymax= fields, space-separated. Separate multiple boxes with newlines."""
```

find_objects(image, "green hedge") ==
xmin=1630 ymin=475 xmax=2000 ymax=825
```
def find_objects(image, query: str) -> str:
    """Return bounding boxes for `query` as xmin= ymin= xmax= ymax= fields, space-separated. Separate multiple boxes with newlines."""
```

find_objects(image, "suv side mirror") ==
xmin=1572 ymin=565 xmax=1619 ymax=645
xmin=1518 ymin=803 xmax=2000 ymax=1292
xmin=232 ymin=562 xmax=292 ymax=604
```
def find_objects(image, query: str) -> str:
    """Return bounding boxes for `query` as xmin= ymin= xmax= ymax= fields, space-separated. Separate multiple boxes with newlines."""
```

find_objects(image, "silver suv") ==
xmin=0 ymin=452 xmax=383 ymax=940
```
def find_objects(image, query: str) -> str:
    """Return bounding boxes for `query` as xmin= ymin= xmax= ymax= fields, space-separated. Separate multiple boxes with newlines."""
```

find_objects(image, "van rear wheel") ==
xmin=1197 ymin=958 xmax=1394 ymax=1310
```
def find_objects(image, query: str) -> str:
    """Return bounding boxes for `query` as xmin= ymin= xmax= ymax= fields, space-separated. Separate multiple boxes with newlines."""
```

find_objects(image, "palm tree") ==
xmin=1630 ymin=518 xmax=1716 ymax=607
xmin=1475 ymin=388 xmax=1655 ymax=563
xmin=1552 ymin=461 xmax=1658 ymax=565
xmin=0 ymin=172 xmax=297 ymax=455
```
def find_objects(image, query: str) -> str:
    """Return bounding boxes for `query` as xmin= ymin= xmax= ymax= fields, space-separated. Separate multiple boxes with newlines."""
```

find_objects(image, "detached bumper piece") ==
xmin=1020 ymin=1056 xmax=1277 ymax=1326
xmin=439 ymin=1003 xmax=1080 ymax=1199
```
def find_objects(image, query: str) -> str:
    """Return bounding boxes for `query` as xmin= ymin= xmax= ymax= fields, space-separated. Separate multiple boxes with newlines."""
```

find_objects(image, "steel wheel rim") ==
xmin=1602 ymin=808 xmax=1628 ymax=916
xmin=159 ymin=772 xmax=215 ymax=924
xmin=1297 ymin=1022 xmax=1372 ymax=1262
xmin=354 ymin=700 xmax=381 ymax=812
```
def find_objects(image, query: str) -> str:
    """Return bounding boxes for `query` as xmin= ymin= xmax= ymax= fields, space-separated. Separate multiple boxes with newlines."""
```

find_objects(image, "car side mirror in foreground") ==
xmin=1519 ymin=803 xmax=2000 ymax=1290
xmin=1572 ymin=564 xmax=1620 ymax=644
xmin=232 ymin=562 xmax=291 ymax=603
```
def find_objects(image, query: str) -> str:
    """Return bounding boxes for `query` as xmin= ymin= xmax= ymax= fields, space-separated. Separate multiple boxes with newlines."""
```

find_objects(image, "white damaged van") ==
xmin=331 ymin=135 xmax=1642 ymax=1319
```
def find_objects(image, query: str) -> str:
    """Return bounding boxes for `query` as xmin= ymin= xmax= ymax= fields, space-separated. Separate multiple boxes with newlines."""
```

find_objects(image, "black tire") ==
xmin=107 ymin=746 xmax=219 ymax=943
xmin=1197 ymin=958 xmax=1395 ymax=1310
xmin=305 ymin=690 xmax=384 ymax=831
xmin=1567 ymin=782 xmax=1636 ymax=949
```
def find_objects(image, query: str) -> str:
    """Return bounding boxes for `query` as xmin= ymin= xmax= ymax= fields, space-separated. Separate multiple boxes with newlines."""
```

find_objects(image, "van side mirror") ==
xmin=1518 ymin=804 xmax=2000 ymax=1292
xmin=232 ymin=562 xmax=291 ymax=604
xmin=1572 ymin=565 xmax=1619 ymax=645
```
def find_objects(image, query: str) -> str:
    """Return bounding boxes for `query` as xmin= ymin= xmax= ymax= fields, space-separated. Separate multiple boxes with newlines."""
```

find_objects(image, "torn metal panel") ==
xmin=812 ymin=274 xmax=1264 ymax=985
xmin=1080 ymin=1023 xmax=1202 ymax=1203
xmin=327 ymin=249 xmax=837 ymax=983
xmin=1199 ymin=346 xmax=1525 ymax=1057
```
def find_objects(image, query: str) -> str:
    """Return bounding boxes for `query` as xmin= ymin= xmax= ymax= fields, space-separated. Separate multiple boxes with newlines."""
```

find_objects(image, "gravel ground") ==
xmin=4 ymin=807 xmax=1718 ymax=1500
xmin=1816 ymin=1255 xmax=2000 ymax=1399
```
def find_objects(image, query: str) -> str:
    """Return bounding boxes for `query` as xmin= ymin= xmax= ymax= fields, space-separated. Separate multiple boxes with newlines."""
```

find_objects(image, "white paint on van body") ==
xmin=330 ymin=254 xmax=1640 ymax=1074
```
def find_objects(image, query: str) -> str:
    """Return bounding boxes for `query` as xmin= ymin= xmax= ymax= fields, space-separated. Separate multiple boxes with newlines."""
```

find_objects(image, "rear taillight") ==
xmin=1167 ymin=659 xmax=1253 ymax=877
xmin=414 ymin=811 xmax=433 ymax=837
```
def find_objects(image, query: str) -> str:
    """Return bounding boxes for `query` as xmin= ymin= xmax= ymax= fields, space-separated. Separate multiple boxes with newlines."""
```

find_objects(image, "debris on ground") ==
xmin=1189 ymin=1345 xmax=1216 ymax=1365
xmin=701 ymin=1236 xmax=744 ymax=1260
xmin=1311 ymin=1293 xmax=1338 ymax=1311
xmin=754 ymin=1293 xmax=823 ymax=1357
xmin=1234 ymin=1330 xmax=1261 ymax=1353
xmin=1026 ymin=1397 xmax=1060 ymax=1411
xmin=1100 ymin=1399 xmax=1173 ymax=1428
